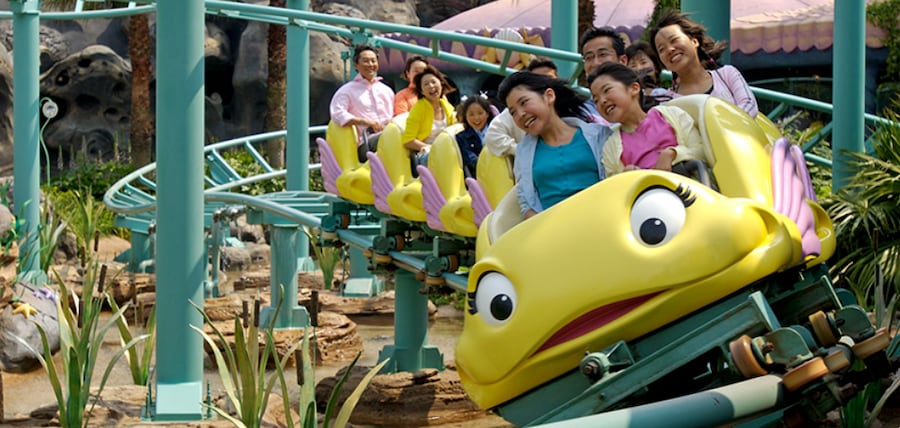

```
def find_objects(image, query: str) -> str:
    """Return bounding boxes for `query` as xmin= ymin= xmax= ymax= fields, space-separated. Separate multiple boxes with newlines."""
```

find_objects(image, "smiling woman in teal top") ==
xmin=497 ymin=71 xmax=612 ymax=219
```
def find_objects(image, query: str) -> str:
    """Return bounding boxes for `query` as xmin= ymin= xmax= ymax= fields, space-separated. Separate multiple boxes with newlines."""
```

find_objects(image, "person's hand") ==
xmin=370 ymin=121 xmax=385 ymax=133
xmin=654 ymin=148 xmax=676 ymax=172
xmin=524 ymin=209 xmax=538 ymax=220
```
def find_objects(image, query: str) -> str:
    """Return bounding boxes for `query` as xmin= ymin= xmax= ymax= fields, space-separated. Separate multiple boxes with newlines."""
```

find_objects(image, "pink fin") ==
xmin=417 ymin=165 xmax=447 ymax=231
xmin=367 ymin=152 xmax=394 ymax=214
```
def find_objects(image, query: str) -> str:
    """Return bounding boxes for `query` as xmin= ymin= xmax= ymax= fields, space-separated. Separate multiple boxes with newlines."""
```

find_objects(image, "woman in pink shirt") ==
xmin=588 ymin=63 xmax=704 ymax=176
xmin=393 ymin=55 xmax=429 ymax=116
xmin=650 ymin=10 xmax=758 ymax=118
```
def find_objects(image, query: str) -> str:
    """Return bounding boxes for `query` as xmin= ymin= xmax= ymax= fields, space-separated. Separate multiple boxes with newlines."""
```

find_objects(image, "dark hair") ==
xmin=587 ymin=62 xmax=657 ymax=111
xmin=578 ymin=27 xmax=625 ymax=56
xmin=625 ymin=40 xmax=663 ymax=76
xmin=457 ymin=95 xmax=497 ymax=130
xmin=497 ymin=71 xmax=590 ymax=121
xmin=413 ymin=64 xmax=454 ymax=98
xmin=649 ymin=9 xmax=727 ymax=69
xmin=403 ymin=55 xmax=429 ymax=75
xmin=352 ymin=44 xmax=377 ymax=64
xmin=526 ymin=57 xmax=558 ymax=73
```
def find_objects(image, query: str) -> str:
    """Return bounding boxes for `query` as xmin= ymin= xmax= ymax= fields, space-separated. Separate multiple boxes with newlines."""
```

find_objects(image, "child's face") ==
xmin=419 ymin=73 xmax=443 ymax=103
xmin=505 ymin=85 xmax=555 ymax=136
xmin=466 ymin=104 xmax=489 ymax=131
xmin=628 ymin=52 xmax=656 ymax=78
xmin=590 ymin=74 xmax=641 ymax=124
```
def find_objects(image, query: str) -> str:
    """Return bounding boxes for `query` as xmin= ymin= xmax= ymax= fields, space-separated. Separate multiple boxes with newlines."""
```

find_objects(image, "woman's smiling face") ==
xmin=653 ymin=24 xmax=699 ymax=74
xmin=419 ymin=73 xmax=443 ymax=103
xmin=505 ymin=85 xmax=554 ymax=136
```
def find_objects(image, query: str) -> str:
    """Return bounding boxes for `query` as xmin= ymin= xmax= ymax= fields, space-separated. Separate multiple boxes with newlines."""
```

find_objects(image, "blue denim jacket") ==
xmin=514 ymin=117 xmax=611 ymax=215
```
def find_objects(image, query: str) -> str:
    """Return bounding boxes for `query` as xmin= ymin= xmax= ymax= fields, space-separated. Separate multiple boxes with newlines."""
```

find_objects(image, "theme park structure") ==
xmin=4 ymin=0 xmax=894 ymax=426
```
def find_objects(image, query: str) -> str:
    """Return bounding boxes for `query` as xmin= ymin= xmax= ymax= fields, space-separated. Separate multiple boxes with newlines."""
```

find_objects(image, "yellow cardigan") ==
xmin=402 ymin=97 xmax=456 ymax=144
xmin=601 ymin=104 xmax=705 ymax=176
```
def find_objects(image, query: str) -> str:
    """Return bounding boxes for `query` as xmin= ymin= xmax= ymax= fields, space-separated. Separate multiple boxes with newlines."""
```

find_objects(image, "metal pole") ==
xmin=10 ymin=0 xmax=41 ymax=277
xmin=832 ymin=0 xmax=865 ymax=191
xmin=153 ymin=0 xmax=205 ymax=420
xmin=680 ymin=0 xmax=731 ymax=64
xmin=377 ymin=269 xmax=443 ymax=372
xmin=259 ymin=225 xmax=309 ymax=329
xmin=535 ymin=375 xmax=785 ymax=428
xmin=551 ymin=0 xmax=578 ymax=80
xmin=286 ymin=0 xmax=315 ymax=272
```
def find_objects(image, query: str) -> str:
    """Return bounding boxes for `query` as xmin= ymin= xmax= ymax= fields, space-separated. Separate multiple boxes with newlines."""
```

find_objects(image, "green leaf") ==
xmin=333 ymin=357 xmax=390 ymax=428
xmin=323 ymin=351 xmax=362 ymax=427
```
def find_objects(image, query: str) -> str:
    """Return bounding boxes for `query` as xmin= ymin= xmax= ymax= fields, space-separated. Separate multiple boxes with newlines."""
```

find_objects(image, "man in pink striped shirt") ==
xmin=329 ymin=45 xmax=395 ymax=162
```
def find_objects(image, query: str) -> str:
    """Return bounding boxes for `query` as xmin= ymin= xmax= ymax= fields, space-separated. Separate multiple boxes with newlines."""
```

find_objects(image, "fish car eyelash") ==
xmin=674 ymin=183 xmax=696 ymax=207
xmin=467 ymin=291 xmax=477 ymax=315
xmin=636 ymin=183 xmax=696 ymax=208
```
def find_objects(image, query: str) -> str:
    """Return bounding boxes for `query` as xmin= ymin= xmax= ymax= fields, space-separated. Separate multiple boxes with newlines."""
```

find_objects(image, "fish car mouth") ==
xmin=533 ymin=292 xmax=663 ymax=355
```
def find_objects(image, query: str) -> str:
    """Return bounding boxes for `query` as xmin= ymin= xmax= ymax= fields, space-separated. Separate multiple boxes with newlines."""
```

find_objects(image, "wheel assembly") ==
xmin=729 ymin=335 xmax=768 ymax=378
xmin=809 ymin=311 xmax=839 ymax=346
xmin=425 ymin=275 xmax=445 ymax=287
xmin=782 ymin=357 xmax=828 ymax=392
xmin=852 ymin=327 xmax=891 ymax=359
xmin=373 ymin=253 xmax=392 ymax=264
xmin=823 ymin=349 xmax=850 ymax=373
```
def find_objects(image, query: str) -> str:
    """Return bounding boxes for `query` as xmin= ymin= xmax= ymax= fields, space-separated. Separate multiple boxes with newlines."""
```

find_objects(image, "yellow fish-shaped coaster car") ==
xmin=457 ymin=172 xmax=807 ymax=408
xmin=456 ymin=95 xmax=836 ymax=409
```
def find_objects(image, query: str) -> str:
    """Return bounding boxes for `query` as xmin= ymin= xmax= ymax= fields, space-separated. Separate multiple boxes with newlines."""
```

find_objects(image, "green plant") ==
xmin=868 ymin=0 xmax=900 ymax=83
xmin=428 ymin=288 xmax=467 ymax=311
xmin=108 ymin=299 xmax=156 ymax=385
xmin=826 ymin=106 xmax=900 ymax=305
xmin=15 ymin=263 xmax=148 ymax=427
xmin=306 ymin=227 xmax=344 ymax=290
xmin=221 ymin=149 xmax=287 ymax=196
xmin=49 ymin=157 xmax=133 ymax=201
xmin=46 ymin=189 xmax=118 ymax=266
xmin=195 ymin=285 xmax=388 ymax=427
xmin=840 ymin=247 xmax=900 ymax=428
xmin=316 ymin=352 xmax=389 ymax=428
xmin=191 ymin=290 xmax=298 ymax=428
xmin=10 ymin=196 xmax=67 ymax=284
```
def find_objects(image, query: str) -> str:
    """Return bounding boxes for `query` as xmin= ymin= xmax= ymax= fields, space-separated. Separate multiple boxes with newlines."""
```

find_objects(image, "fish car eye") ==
xmin=630 ymin=187 xmax=687 ymax=246
xmin=474 ymin=272 xmax=517 ymax=326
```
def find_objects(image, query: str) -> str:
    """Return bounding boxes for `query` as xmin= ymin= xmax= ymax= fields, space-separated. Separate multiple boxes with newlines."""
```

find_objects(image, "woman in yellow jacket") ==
xmin=402 ymin=64 xmax=457 ymax=166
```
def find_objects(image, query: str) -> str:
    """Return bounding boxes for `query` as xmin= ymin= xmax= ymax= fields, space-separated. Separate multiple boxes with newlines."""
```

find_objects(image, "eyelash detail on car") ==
xmin=674 ymin=183 xmax=696 ymax=207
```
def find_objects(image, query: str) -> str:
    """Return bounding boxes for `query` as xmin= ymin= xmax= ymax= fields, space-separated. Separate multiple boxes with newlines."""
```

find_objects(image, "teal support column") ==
xmin=680 ymin=0 xmax=731 ymax=64
xmin=128 ymin=230 xmax=152 ymax=273
xmin=153 ymin=0 xmax=205 ymax=421
xmin=11 ymin=0 xmax=42 ymax=278
xmin=551 ymin=0 xmax=578 ymax=80
xmin=832 ymin=0 xmax=865 ymax=192
xmin=377 ymin=270 xmax=443 ymax=372
xmin=286 ymin=0 xmax=315 ymax=272
xmin=341 ymin=246 xmax=384 ymax=297
xmin=259 ymin=225 xmax=310 ymax=329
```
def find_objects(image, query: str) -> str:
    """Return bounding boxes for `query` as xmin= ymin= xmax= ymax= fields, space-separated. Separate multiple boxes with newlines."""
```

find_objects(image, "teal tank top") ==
xmin=532 ymin=128 xmax=599 ymax=210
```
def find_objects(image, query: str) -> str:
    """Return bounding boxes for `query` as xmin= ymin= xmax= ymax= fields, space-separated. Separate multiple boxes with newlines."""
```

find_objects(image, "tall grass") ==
xmin=15 ymin=263 xmax=148 ymax=427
